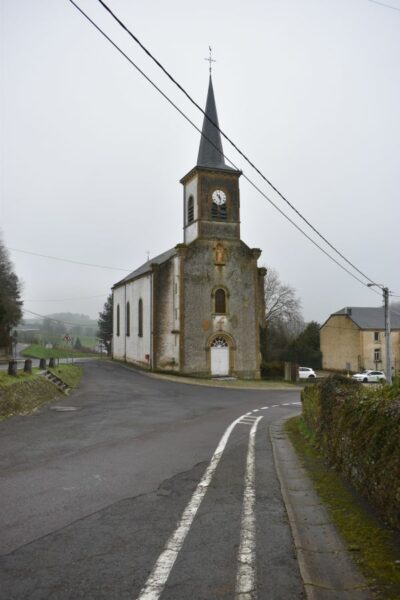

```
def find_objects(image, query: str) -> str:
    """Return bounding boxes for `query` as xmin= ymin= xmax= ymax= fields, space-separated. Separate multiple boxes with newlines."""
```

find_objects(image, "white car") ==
xmin=298 ymin=367 xmax=317 ymax=380
xmin=352 ymin=370 xmax=386 ymax=383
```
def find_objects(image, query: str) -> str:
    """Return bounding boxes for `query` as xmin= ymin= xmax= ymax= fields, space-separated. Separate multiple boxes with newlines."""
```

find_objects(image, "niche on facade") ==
xmin=214 ymin=242 xmax=226 ymax=265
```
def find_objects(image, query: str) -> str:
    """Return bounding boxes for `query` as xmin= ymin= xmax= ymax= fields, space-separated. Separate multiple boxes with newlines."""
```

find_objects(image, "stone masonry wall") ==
xmin=302 ymin=375 xmax=400 ymax=530
xmin=181 ymin=238 xmax=261 ymax=378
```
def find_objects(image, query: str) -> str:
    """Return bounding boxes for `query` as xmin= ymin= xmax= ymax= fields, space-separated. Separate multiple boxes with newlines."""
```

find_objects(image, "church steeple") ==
xmin=197 ymin=76 xmax=229 ymax=170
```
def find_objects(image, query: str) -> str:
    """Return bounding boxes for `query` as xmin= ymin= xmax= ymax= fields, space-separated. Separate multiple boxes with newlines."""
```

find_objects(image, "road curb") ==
xmin=270 ymin=419 xmax=373 ymax=600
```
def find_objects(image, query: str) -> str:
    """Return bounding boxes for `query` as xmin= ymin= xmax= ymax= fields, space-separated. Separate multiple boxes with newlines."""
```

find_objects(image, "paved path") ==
xmin=0 ymin=361 xmax=369 ymax=599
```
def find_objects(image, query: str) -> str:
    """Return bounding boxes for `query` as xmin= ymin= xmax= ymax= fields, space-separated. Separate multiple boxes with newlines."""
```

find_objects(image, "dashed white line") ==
xmin=235 ymin=417 xmax=262 ymax=599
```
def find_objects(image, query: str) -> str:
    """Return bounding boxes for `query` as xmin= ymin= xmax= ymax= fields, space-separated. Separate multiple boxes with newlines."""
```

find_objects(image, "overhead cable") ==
xmin=9 ymin=247 xmax=130 ymax=272
xmin=94 ymin=0 xmax=379 ymax=286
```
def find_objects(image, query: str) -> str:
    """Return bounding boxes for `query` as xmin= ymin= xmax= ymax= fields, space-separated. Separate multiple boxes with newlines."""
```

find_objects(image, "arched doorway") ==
xmin=210 ymin=336 xmax=229 ymax=376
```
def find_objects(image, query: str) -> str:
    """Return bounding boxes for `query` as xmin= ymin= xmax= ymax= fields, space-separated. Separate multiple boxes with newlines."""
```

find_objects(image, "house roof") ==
xmin=196 ymin=76 xmax=234 ymax=171
xmin=113 ymin=247 xmax=176 ymax=289
xmin=329 ymin=306 xmax=400 ymax=330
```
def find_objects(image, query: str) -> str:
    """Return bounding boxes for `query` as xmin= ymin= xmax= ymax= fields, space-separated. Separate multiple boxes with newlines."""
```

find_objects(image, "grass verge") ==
xmin=48 ymin=364 xmax=83 ymax=388
xmin=0 ymin=365 xmax=83 ymax=419
xmin=286 ymin=416 xmax=400 ymax=600
xmin=21 ymin=344 xmax=96 ymax=359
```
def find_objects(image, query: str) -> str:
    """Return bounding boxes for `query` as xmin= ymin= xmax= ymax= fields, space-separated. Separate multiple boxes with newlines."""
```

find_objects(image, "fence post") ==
xmin=8 ymin=360 xmax=18 ymax=376
xmin=24 ymin=359 xmax=32 ymax=373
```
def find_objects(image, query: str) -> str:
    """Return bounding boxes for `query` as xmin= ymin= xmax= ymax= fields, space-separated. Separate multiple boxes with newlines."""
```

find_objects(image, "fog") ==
xmin=2 ymin=0 xmax=399 ymax=324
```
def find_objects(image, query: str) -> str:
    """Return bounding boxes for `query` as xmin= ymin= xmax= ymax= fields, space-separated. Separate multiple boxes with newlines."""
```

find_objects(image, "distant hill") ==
xmin=45 ymin=313 xmax=97 ymax=326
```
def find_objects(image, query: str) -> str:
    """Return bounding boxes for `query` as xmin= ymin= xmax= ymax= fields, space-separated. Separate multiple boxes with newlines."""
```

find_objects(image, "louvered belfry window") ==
xmin=188 ymin=196 xmax=194 ymax=223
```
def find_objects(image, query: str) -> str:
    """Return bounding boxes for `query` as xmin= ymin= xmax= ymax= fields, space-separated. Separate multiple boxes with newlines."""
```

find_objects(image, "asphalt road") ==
xmin=0 ymin=360 xmax=305 ymax=600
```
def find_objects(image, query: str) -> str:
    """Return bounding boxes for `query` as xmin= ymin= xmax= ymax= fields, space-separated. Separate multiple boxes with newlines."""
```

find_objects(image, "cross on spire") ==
xmin=204 ymin=46 xmax=216 ymax=74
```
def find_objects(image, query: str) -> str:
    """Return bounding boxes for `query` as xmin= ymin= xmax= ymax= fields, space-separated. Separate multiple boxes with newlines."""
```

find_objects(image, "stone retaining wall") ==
xmin=302 ymin=375 xmax=400 ymax=530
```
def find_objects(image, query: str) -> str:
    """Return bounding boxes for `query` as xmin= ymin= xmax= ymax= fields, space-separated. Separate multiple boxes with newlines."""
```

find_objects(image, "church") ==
xmin=112 ymin=77 xmax=266 ymax=378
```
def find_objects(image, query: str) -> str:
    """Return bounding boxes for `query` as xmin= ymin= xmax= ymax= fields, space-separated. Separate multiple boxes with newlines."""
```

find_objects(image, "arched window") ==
xmin=116 ymin=304 xmax=120 ymax=336
xmin=187 ymin=196 xmax=194 ymax=224
xmin=126 ymin=301 xmax=130 ymax=336
xmin=215 ymin=288 xmax=226 ymax=314
xmin=211 ymin=336 xmax=228 ymax=348
xmin=138 ymin=298 xmax=143 ymax=338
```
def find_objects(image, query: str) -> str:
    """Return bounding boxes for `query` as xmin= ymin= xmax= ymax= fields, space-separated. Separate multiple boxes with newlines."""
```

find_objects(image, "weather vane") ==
xmin=204 ymin=46 xmax=216 ymax=74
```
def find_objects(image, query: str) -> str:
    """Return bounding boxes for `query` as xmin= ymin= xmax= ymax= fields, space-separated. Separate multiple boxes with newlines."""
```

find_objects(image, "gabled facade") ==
xmin=320 ymin=306 xmax=400 ymax=373
xmin=112 ymin=77 xmax=266 ymax=378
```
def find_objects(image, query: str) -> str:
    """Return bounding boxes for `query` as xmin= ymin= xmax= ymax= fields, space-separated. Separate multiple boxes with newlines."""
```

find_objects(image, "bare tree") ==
xmin=260 ymin=267 xmax=304 ymax=364
xmin=264 ymin=267 xmax=303 ymax=334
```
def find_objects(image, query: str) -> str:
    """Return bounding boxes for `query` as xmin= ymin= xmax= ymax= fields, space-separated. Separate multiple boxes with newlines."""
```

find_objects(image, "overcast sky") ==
xmin=1 ymin=0 xmax=399 ymax=325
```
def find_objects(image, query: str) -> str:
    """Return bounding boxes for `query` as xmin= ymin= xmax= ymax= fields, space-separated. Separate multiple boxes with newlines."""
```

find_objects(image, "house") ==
xmin=320 ymin=306 xmax=400 ymax=374
xmin=112 ymin=76 xmax=266 ymax=378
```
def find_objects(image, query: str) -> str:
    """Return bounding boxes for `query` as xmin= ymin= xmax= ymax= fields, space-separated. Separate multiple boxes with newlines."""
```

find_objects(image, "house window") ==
xmin=187 ymin=196 xmax=194 ymax=224
xmin=374 ymin=331 xmax=380 ymax=342
xmin=138 ymin=298 xmax=143 ymax=338
xmin=126 ymin=302 xmax=130 ymax=336
xmin=215 ymin=288 xmax=226 ymax=314
xmin=374 ymin=348 xmax=381 ymax=362
xmin=116 ymin=304 xmax=120 ymax=336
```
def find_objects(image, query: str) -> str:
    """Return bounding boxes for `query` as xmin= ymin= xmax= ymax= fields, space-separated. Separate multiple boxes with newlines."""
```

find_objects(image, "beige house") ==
xmin=320 ymin=307 xmax=400 ymax=374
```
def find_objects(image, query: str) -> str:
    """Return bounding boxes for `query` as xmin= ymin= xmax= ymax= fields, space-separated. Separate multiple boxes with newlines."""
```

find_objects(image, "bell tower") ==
xmin=180 ymin=76 xmax=242 ymax=244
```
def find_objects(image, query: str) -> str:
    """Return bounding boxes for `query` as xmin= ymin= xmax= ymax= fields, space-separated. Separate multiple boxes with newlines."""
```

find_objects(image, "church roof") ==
xmin=113 ymin=247 xmax=176 ymax=288
xmin=326 ymin=306 xmax=400 ymax=330
xmin=196 ymin=76 xmax=234 ymax=171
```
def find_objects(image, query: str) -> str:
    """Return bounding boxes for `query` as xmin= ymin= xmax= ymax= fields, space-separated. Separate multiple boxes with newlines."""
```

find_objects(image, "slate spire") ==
xmin=197 ymin=76 xmax=227 ymax=169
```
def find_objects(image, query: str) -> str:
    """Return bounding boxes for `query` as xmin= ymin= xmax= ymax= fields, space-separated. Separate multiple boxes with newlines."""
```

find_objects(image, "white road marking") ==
xmin=136 ymin=413 xmax=247 ymax=600
xmin=235 ymin=417 xmax=262 ymax=599
xmin=136 ymin=399 xmax=300 ymax=599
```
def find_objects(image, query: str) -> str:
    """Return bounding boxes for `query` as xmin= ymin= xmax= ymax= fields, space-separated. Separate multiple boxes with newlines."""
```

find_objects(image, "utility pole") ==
xmin=367 ymin=283 xmax=392 ymax=384
xmin=383 ymin=286 xmax=392 ymax=385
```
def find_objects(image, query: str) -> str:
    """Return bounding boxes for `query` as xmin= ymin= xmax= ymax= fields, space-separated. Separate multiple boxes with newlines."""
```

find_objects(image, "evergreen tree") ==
xmin=0 ymin=238 xmax=23 ymax=353
xmin=74 ymin=337 xmax=82 ymax=350
xmin=97 ymin=294 xmax=113 ymax=355
xmin=284 ymin=321 xmax=322 ymax=368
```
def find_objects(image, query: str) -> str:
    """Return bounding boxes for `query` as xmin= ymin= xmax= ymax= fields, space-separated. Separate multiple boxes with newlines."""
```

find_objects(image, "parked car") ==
xmin=352 ymin=370 xmax=386 ymax=383
xmin=298 ymin=367 xmax=317 ymax=379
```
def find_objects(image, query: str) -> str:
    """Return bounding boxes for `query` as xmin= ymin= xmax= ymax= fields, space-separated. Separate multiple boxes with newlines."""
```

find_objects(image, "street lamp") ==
xmin=367 ymin=283 xmax=392 ymax=385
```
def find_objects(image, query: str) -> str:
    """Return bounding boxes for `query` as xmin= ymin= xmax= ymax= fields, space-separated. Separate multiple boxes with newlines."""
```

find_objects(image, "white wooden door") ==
xmin=211 ymin=337 xmax=229 ymax=376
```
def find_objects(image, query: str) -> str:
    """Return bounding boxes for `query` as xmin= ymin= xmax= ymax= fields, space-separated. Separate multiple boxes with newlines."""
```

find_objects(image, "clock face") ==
xmin=212 ymin=190 xmax=226 ymax=206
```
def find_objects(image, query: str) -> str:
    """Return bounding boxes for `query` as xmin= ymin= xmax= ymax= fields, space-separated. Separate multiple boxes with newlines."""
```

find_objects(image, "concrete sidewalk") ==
xmin=270 ymin=419 xmax=373 ymax=600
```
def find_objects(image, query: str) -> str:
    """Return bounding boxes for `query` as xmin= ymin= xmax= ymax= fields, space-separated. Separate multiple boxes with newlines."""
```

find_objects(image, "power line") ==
xmin=67 ymin=0 xmax=381 ymax=294
xmin=23 ymin=308 xmax=96 ymax=327
xmin=94 ymin=0 xmax=379 ymax=287
xmin=367 ymin=0 xmax=400 ymax=12
xmin=25 ymin=294 xmax=107 ymax=302
xmin=8 ymin=247 xmax=130 ymax=272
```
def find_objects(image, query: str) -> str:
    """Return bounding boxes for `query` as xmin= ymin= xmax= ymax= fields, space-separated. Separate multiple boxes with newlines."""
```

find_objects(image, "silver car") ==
xmin=352 ymin=370 xmax=386 ymax=383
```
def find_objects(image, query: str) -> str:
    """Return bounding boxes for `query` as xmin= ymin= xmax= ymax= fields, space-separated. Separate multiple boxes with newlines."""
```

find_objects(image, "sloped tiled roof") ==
xmin=113 ymin=247 xmax=176 ymax=289
xmin=331 ymin=306 xmax=400 ymax=330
